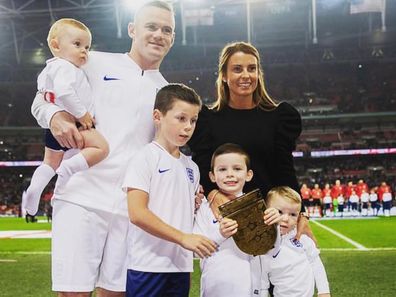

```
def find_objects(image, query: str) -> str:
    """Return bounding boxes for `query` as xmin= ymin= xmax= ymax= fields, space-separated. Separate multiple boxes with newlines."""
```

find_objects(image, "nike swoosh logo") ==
xmin=212 ymin=219 xmax=218 ymax=224
xmin=158 ymin=168 xmax=171 ymax=173
xmin=272 ymin=249 xmax=281 ymax=258
xmin=103 ymin=75 xmax=120 ymax=81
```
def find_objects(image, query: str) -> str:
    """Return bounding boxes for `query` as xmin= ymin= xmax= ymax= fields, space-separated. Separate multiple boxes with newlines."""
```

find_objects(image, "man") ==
xmin=31 ymin=1 xmax=175 ymax=296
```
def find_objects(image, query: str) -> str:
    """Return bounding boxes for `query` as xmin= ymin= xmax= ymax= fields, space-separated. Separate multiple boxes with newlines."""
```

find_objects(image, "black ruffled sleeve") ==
xmin=188 ymin=105 xmax=214 ymax=194
xmin=271 ymin=102 xmax=302 ymax=194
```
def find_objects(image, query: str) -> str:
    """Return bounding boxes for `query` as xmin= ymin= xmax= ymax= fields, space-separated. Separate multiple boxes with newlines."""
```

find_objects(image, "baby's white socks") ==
xmin=54 ymin=153 xmax=89 ymax=195
xmin=25 ymin=163 xmax=55 ymax=215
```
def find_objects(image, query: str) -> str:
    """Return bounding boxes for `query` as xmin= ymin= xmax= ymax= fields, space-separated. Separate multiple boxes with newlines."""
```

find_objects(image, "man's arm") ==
xmin=31 ymin=92 xmax=83 ymax=149
xmin=127 ymin=188 xmax=217 ymax=259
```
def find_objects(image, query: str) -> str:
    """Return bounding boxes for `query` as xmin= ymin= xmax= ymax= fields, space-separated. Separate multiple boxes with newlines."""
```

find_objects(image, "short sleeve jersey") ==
xmin=122 ymin=142 xmax=200 ymax=272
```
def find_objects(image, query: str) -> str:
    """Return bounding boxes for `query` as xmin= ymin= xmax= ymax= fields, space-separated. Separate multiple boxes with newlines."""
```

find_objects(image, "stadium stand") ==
xmin=0 ymin=0 xmax=395 ymax=215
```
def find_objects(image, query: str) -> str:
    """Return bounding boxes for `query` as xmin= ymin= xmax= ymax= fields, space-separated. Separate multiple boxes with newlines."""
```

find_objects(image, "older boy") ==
xmin=123 ymin=84 xmax=217 ymax=297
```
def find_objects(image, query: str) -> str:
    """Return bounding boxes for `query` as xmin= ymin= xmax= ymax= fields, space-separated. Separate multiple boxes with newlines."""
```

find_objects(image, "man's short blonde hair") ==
xmin=47 ymin=18 xmax=91 ymax=53
xmin=266 ymin=186 xmax=302 ymax=207
xmin=133 ymin=1 xmax=174 ymax=22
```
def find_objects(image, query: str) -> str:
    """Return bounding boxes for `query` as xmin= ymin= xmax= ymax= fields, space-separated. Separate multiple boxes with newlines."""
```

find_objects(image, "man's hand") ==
xmin=219 ymin=217 xmax=238 ymax=238
xmin=295 ymin=215 xmax=318 ymax=246
xmin=50 ymin=111 xmax=83 ymax=149
xmin=77 ymin=112 xmax=94 ymax=130
xmin=180 ymin=233 xmax=217 ymax=259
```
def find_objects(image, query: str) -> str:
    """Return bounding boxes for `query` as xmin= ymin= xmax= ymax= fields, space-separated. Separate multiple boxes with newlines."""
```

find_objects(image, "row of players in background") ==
xmin=300 ymin=180 xmax=393 ymax=217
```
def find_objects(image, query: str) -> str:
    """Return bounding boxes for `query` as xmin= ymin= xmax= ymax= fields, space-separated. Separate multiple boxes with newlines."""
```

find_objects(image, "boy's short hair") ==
xmin=266 ymin=186 xmax=302 ymax=207
xmin=210 ymin=143 xmax=251 ymax=171
xmin=47 ymin=18 xmax=91 ymax=53
xmin=154 ymin=83 xmax=201 ymax=114
xmin=134 ymin=0 xmax=174 ymax=21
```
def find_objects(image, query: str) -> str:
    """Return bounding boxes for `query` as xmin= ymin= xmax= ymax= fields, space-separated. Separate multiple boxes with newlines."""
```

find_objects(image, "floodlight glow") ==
xmin=31 ymin=48 xmax=46 ymax=65
xmin=320 ymin=0 xmax=344 ymax=9
xmin=122 ymin=0 xmax=147 ymax=12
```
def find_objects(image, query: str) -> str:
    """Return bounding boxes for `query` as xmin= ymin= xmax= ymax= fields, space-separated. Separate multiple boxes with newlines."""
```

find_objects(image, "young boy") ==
xmin=122 ymin=84 xmax=217 ymax=297
xmin=193 ymin=143 xmax=281 ymax=297
xmin=369 ymin=188 xmax=379 ymax=216
xmin=360 ymin=189 xmax=370 ymax=216
xmin=349 ymin=189 xmax=360 ymax=216
xmin=337 ymin=193 xmax=345 ymax=217
xmin=252 ymin=186 xmax=331 ymax=297
xmin=322 ymin=183 xmax=332 ymax=217
xmin=25 ymin=18 xmax=108 ymax=215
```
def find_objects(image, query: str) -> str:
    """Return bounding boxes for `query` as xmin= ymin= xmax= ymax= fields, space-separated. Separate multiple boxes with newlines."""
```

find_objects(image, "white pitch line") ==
xmin=0 ymin=251 xmax=51 ymax=255
xmin=0 ymin=259 xmax=17 ymax=262
xmin=311 ymin=220 xmax=369 ymax=251
xmin=321 ymin=248 xmax=396 ymax=252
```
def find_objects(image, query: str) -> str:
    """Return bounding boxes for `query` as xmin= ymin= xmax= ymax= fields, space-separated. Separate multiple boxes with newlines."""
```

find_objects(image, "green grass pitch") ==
xmin=1 ymin=217 xmax=396 ymax=296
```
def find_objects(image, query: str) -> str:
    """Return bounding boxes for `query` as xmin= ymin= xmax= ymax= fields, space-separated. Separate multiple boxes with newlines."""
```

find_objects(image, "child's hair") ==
xmin=266 ymin=186 xmax=301 ymax=208
xmin=47 ymin=18 xmax=91 ymax=54
xmin=210 ymin=143 xmax=251 ymax=172
xmin=134 ymin=0 xmax=174 ymax=21
xmin=154 ymin=83 xmax=201 ymax=114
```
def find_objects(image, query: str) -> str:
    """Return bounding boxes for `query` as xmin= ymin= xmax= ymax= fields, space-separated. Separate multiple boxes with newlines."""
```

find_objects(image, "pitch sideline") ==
xmin=311 ymin=220 xmax=368 ymax=250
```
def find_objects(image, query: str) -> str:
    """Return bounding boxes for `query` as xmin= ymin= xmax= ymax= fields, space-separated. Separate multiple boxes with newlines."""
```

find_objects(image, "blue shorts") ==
xmin=45 ymin=129 xmax=68 ymax=151
xmin=44 ymin=121 xmax=86 ymax=151
xmin=126 ymin=269 xmax=190 ymax=297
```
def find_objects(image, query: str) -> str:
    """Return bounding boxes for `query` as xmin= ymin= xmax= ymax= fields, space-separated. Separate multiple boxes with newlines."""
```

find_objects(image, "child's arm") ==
xmin=128 ymin=188 xmax=217 ymax=259
xmin=219 ymin=217 xmax=238 ymax=238
xmin=251 ymin=256 xmax=270 ymax=297
xmin=77 ymin=112 xmax=95 ymax=130
xmin=312 ymin=256 xmax=331 ymax=296
xmin=31 ymin=92 xmax=62 ymax=129
xmin=193 ymin=201 xmax=227 ymax=245
xmin=263 ymin=207 xmax=282 ymax=225
xmin=52 ymin=61 xmax=92 ymax=126
xmin=303 ymin=236 xmax=331 ymax=296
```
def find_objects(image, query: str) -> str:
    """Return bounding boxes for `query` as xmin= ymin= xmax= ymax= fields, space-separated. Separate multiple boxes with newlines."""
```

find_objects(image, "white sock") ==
xmin=25 ymin=164 xmax=56 ymax=215
xmin=55 ymin=153 xmax=89 ymax=195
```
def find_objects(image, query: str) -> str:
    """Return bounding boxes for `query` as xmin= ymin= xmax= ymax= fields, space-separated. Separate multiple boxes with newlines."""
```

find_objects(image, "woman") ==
xmin=189 ymin=41 xmax=313 ymax=240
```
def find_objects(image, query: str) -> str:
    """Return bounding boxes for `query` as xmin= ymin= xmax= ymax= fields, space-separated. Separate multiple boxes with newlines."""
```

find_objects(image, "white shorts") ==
xmin=51 ymin=200 xmax=128 ymax=292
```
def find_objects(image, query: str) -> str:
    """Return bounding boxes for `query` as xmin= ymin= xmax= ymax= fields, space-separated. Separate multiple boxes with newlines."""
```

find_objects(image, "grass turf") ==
xmin=1 ymin=216 xmax=395 ymax=296
xmin=315 ymin=217 xmax=396 ymax=248
xmin=0 ymin=217 xmax=51 ymax=231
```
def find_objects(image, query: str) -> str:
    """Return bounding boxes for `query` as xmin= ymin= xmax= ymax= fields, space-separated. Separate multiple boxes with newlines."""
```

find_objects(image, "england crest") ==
xmin=290 ymin=238 xmax=303 ymax=248
xmin=186 ymin=168 xmax=194 ymax=183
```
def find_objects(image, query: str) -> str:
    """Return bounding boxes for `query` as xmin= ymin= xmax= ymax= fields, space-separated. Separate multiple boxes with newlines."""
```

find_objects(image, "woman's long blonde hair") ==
xmin=212 ymin=41 xmax=278 ymax=111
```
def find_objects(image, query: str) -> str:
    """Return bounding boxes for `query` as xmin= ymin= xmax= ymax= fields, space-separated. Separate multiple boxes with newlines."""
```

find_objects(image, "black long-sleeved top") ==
xmin=188 ymin=102 xmax=302 ymax=196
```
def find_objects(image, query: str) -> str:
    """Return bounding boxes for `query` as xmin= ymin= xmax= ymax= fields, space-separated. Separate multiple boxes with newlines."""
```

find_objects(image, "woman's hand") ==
xmin=194 ymin=185 xmax=205 ymax=213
